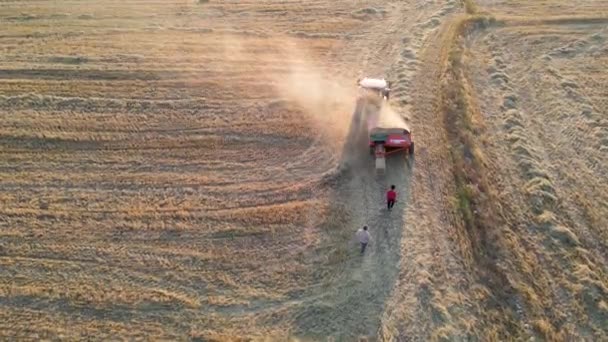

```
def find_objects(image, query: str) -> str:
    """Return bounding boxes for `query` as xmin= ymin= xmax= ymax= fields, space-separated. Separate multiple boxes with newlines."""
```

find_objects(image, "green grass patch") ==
xmin=443 ymin=12 xmax=496 ymax=231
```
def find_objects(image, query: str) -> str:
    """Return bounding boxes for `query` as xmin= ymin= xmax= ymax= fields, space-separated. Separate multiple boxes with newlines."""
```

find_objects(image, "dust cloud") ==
xmin=218 ymin=33 xmax=410 ymax=146
xmin=270 ymin=39 xmax=357 ymax=145
xmin=377 ymin=103 xmax=410 ymax=131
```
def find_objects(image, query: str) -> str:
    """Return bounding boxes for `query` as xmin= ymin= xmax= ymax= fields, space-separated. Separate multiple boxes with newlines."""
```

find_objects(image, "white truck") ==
xmin=357 ymin=77 xmax=391 ymax=101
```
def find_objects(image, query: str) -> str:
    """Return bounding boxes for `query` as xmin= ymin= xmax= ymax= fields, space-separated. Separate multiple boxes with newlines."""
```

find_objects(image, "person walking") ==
xmin=382 ymin=87 xmax=390 ymax=101
xmin=356 ymin=226 xmax=371 ymax=255
xmin=386 ymin=185 xmax=397 ymax=211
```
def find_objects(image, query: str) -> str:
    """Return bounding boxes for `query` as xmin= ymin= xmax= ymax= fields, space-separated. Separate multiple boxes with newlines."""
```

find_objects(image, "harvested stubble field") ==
xmin=1 ymin=0 xmax=607 ymax=341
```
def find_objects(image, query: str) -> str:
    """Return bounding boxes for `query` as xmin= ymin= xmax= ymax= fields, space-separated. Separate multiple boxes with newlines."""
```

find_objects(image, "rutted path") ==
xmin=293 ymin=99 xmax=410 ymax=339
xmin=291 ymin=1 xmax=465 ymax=340
xmin=380 ymin=19 xmax=479 ymax=341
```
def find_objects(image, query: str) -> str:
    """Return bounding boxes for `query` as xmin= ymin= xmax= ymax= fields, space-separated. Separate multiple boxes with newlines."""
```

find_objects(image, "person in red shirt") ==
xmin=386 ymin=185 xmax=397 ymax=211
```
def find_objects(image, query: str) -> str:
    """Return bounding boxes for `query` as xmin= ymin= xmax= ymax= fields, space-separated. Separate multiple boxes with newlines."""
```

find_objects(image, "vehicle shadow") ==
xmin=292 ymin=97 xmax=414 ymax=340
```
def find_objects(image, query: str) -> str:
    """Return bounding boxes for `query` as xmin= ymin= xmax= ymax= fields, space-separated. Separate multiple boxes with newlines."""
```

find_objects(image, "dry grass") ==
xmin=439 ymin=13 xmax=535 ymax=339
xmin=461 ymin=0 xmax=479 ymax=15
xmin=443 ymin=12 xmax=499 ymax=251
xmin=0 ymin=0 xmax=391 ymax=339
xmin=2 ymin=0 xmax=608 ymax=339
xmin=440 ymin=0 xmax=608 ymax=339
xmin=475 ymin=0 xmax=608 ymax=18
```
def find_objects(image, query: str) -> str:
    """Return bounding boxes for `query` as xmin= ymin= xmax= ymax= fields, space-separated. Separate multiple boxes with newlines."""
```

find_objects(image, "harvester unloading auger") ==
xmin=357 ymin=77 xmax=414 ymax=172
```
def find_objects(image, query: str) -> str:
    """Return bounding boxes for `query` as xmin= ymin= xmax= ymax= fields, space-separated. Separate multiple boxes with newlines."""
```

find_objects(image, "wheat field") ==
xmin=464 ymin=20 xmax=608 ymax=341
xmin=1 ymin=0 xmax=607 ymax=340
xmin=443 ymin=0 xmax=608 ymax=340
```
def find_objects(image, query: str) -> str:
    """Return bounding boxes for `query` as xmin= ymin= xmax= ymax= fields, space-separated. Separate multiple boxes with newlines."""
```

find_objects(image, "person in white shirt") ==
xmin=356 ymin=226 xmax=371 ymax=255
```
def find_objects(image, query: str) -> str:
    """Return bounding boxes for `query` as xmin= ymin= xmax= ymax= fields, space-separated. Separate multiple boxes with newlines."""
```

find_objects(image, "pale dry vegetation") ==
xmin=438 ymin=0 xmax=608 ymax=339
xmin=0 ymin=0 xmax=387 ymax=339
xmin=2 ymin=0 xmax=608 ymax=340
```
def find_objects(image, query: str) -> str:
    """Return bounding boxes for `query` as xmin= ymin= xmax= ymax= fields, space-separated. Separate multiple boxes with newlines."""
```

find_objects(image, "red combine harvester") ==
xmin=369 ymin=127 xmax=414 ymax=171
xmin=358 ymin=77 xmax=414 ymax=172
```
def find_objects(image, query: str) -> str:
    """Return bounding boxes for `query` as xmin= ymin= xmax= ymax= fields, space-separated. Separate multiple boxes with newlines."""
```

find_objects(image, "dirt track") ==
xmin=1 ymin=0 xmax=608 ymax=340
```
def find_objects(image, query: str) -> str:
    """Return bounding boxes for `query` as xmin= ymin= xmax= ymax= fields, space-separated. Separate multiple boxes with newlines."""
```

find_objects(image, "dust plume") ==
xmin=217 ymin=33 xmax=357 ymax=146
xmin=377 ymin=103 xmax=411 ymax=131
xmin=269 ymin=38 xmax=357 ymax=145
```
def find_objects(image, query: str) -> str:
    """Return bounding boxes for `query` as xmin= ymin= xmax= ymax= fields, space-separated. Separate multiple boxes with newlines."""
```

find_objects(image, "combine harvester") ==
xmin=357 ymin=77 xmax=414 ymax=172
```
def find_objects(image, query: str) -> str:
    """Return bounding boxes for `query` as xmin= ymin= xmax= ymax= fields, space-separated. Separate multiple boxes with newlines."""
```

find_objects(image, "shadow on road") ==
xmin=292 ymin=97 xmax=415 ymax=340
